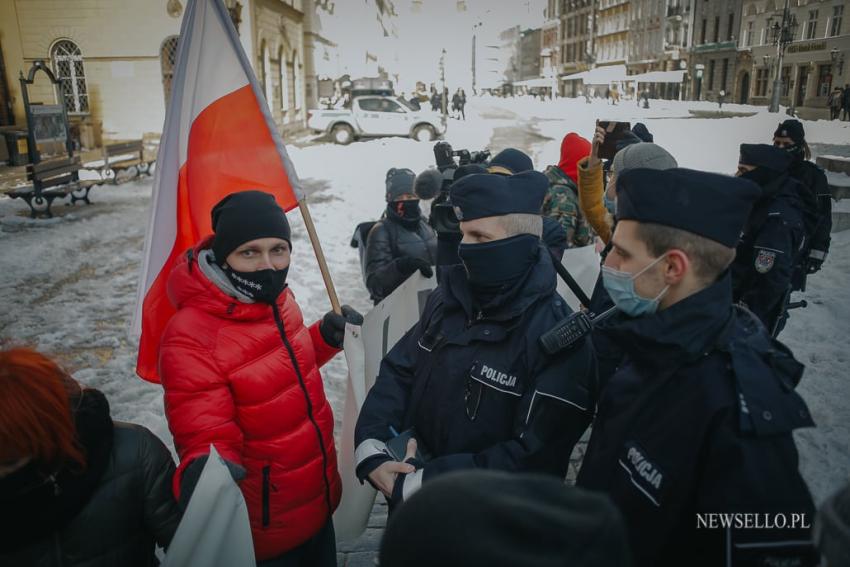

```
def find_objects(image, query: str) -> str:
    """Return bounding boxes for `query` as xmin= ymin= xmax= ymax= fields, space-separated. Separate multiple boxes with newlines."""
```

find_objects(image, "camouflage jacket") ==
xmin=542 ymin=165 xmax=593 ymax=248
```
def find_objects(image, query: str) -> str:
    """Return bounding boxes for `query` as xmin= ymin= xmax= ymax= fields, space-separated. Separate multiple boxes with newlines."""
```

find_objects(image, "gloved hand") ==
xmin=319 ymin=304 xmax=364 ymax=349
xmin=806 ymin=253 xmax=826 ymax=274
xmin=397 ymin=256 xmax=433 ymax=278
xmin=179 ymin=455 xmax=246 ymax=510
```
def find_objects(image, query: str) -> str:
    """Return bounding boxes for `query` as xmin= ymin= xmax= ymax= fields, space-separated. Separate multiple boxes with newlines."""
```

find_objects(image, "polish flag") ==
xmin=132 ymin=0 xmax=304 ymax=382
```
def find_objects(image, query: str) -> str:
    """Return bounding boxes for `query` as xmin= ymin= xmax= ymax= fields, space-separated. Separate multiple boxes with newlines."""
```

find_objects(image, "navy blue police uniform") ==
xmin=731 ymin=144 xmax=806 ymax=335
xmin=354 ymin=171 xmax=595 ymax=506
xmin=578 ymin=168 xmax=816 ymax=567
xmin=775 ymin=120 xmax=832 ymax=286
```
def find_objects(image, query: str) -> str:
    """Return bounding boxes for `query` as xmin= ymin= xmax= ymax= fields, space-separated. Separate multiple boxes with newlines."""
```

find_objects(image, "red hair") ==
xmin=0 ymin=348 xmax=85 ymax=472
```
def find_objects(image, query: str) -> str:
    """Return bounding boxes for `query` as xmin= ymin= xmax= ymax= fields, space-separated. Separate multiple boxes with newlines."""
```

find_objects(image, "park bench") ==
xmin=6 ymin=156 xmax=99 ymax=218
xmin=98 ymin=138 xmax=154 ymax=184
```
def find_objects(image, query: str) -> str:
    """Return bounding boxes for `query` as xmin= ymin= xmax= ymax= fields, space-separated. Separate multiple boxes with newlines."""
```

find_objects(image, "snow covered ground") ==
xmin=0 ymin=95 xmax=847 ymax=505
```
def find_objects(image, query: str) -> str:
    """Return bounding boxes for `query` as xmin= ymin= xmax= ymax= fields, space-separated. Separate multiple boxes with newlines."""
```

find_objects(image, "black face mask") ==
xmin=458 ymin=234 xmax=539 ymax=303
xmin=223 ymin=265 xmax=289 ymax=304
xmin=784 ymin=143 xmax=804 ymax=162
xmin=389 ymin=200 xmax=421 ymax=221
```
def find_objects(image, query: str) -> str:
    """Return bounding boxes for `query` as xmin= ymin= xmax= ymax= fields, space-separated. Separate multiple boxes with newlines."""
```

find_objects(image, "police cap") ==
xmin=616 ymin=168 xmax=761 ymax=247
xmin=488 ymin=148 xmax=533 ymax=175
xmin=450 ymin=171 xmax=547 ymax=221
xmin=739 ymin=143 xmax=792 ymax=172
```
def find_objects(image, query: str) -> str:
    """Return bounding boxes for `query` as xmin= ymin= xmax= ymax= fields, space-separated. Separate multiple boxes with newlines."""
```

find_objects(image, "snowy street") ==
xmin=1 ymin=95 xmax=849 ymax=512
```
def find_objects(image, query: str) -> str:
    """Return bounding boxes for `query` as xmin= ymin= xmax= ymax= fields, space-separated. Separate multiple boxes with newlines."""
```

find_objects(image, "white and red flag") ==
xmin=132 ymin=0 xmax=304 ymax=382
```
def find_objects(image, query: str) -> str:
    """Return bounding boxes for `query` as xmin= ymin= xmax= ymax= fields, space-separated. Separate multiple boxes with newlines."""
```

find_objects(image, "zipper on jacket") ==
xmin=262 ymin=464 xmax=271 ymax=528
xmin=272 ymin=304 xmax=334 ymax=518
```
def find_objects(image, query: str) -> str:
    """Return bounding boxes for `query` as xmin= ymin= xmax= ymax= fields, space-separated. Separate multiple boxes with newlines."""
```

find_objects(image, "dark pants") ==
xmin=257 ymin=520 xmax=336 ymax=567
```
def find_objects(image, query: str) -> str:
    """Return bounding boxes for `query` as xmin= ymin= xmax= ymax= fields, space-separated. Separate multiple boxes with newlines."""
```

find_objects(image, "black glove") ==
xmin=806 ymin=252 xmax=826 ymax=274
xmin=397 ymin=256 xmax=433 ymax=278
xmin=319 ymin=304 xmax=364 ymax=349
xmin=179 ymin=455 xmax=246 ymax=510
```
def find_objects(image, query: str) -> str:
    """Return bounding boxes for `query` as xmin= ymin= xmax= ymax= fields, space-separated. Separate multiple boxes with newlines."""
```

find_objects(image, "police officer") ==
xmin=773 ymin=119 xmax=832 ymax=283
xmin=731 ymin=144 xmax=806 ymax=335
xmin=578 ymin=167 xmax=815 ymax=567
xmin=487 ymin=148 xmax=569 ymax=260
xmin=364 ymin=168 xmax=437 ymax=304
xmin=354 ymin=171 xmax=595 ymax=507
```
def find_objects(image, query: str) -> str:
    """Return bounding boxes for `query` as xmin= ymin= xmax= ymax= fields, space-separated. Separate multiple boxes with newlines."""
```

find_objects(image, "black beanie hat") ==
xmin=210 ymin=190 xmax=291 ymax=264
xmin=380 ymin=470 xmax=633 ymax=567
xmin=774 ymin=119 xmax=805 ymax=144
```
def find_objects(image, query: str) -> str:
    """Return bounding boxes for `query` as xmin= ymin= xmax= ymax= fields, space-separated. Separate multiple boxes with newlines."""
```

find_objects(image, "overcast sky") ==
xmin=392 ymin=0 xmax=547 ymax=90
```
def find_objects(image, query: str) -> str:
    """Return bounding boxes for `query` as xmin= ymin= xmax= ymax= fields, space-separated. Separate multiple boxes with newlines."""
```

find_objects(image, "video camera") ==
xmin=427 ymin=142 xmax=490 ymax=235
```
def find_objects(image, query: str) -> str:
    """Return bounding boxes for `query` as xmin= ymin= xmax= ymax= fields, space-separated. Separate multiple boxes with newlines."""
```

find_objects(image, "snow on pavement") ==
xmin=0 ymin=96 xmax=847 ymax=504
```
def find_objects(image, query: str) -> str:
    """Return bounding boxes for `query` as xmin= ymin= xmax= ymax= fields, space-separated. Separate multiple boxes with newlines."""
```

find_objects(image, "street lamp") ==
xmin=767 ymin=0 xmax=798 ymax=113
xmin=831 ymin=47 xmax=845 ymax=76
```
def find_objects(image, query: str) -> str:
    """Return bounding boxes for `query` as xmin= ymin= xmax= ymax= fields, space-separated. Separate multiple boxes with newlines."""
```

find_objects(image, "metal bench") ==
xmin=99 ymin=139 xmax=154 ymax=184
xmin=7 ymin=156 xmax=99 ymax=218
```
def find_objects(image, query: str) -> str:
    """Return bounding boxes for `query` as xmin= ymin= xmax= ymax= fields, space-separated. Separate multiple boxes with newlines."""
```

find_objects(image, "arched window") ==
xmin=262 ymin=42 xmax=273 ymax=106
xmin=293 ymin=51 xmax=303 ymax=119
xmin=51 ymin=40 xmax=89 ymax=114
xmin=280 ymin=47 xmax=290 ymax=112
xmin=160 ymin=36 xmax=179 ymax=105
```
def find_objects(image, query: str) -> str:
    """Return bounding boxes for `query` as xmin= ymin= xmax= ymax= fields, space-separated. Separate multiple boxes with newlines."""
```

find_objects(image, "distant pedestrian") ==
xmin=828 ymin=86 xmax=843 ymax=120
xmin=842 ymin=83 xmax=850 ymax=121
xmin=717 ymin=89 xmax=726 ymax=109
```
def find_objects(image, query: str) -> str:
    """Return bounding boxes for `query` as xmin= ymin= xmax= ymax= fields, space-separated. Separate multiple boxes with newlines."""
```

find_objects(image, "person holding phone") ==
xmin=576 ymin=123 xmax=677 ymax=245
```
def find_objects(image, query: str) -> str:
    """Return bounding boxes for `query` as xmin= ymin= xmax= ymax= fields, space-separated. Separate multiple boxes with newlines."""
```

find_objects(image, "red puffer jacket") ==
xmin=158 ymin=239 xmax=342 ymax=560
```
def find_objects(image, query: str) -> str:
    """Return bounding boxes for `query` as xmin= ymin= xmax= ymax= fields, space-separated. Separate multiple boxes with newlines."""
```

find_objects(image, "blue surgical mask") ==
xmin=601 ymin=255 xmax=669 ymax=317
xmin=603 ymin=195 xmax=616 ymax=215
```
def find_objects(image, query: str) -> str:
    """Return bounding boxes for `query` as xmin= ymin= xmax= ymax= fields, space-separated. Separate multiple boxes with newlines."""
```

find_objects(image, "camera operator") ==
xmin=364 ymin=168 xmax=437 ymax=304
xmin=415 ymin=142 xmax=490 ymax=277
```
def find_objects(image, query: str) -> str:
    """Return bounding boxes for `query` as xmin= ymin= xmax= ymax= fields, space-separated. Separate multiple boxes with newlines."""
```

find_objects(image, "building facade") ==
xmin=596 ymin=0 xmax=631 ymax=66
xmin=0 ymin=0 xmax=310 ymax=146
xmin=520 ymin=28 xmax=543 ymax=80
xmin=688 ymin=0 xmax=744 ymax=102
xmin=740 ymin=0 xmax=849 ymax=117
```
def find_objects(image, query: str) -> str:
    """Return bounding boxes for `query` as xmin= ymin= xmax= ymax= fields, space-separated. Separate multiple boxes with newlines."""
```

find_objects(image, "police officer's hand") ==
xmin=319 ymin=305 xmax=364 ymax=349
xmin=397 ymin=256 xmax=434 ymax=278
xmin=806 ymin=255 xmax=825 ymax=274
xmin=368 ymin=439 xmax=418 ymax=498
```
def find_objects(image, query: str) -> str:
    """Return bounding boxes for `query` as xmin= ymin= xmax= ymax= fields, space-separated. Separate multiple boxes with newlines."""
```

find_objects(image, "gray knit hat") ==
xmin=612 ymin=142 xmax=677 ymax=175
xmin=386 ymin=168 xmax=416 ymax=201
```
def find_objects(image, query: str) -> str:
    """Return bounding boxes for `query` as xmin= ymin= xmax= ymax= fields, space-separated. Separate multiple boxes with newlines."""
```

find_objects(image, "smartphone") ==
xmin=597 ymin=120 xmax=632 ymax=160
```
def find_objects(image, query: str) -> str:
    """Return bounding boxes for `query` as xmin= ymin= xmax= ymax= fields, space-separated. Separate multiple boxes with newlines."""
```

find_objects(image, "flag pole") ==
xmin=298 ymin=199 xmax=342 ymax=314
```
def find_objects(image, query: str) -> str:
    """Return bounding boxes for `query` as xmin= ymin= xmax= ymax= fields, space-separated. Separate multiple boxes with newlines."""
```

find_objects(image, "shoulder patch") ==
xmin=754 ymin=249 xmax=776 ymax=274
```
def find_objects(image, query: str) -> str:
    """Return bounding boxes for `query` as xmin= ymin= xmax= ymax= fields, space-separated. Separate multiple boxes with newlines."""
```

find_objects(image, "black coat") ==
xmin=789 ymin=159 xmax=832 ymax=286
xmin=578 ymin=276 xmax=816 ymax=567
xmin=355 ymin=244 xmax=595 ymax=502
xmin=731 ymin=173 xmax=805 ymax=332
xmin=365 ymin=210 xmax=437 ymax=303
xmin=0 ymin=389 xmax=181 ymax=567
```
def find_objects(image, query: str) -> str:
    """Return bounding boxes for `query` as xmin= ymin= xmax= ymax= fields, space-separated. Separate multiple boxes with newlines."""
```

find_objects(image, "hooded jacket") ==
xmin=158 ymin=238 xmax=342 ymax=560
xmin=0 ymin=389 xmax=181 ymax=567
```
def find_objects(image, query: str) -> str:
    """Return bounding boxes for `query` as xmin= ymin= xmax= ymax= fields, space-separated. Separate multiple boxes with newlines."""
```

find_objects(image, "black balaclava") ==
xmin=458 ymin=233 xmax=539 ymax=306
xmin=210 ymin=190 xmax=292 ymax=304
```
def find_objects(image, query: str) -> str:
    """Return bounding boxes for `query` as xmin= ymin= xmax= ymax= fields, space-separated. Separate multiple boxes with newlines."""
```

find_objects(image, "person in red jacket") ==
xmin=158 ymin=190 xmax=362 ymax=566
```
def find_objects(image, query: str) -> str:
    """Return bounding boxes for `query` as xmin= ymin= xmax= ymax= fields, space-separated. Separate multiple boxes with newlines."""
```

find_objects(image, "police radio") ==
xmin=539 ymin=306 xmax=618 ymax=355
